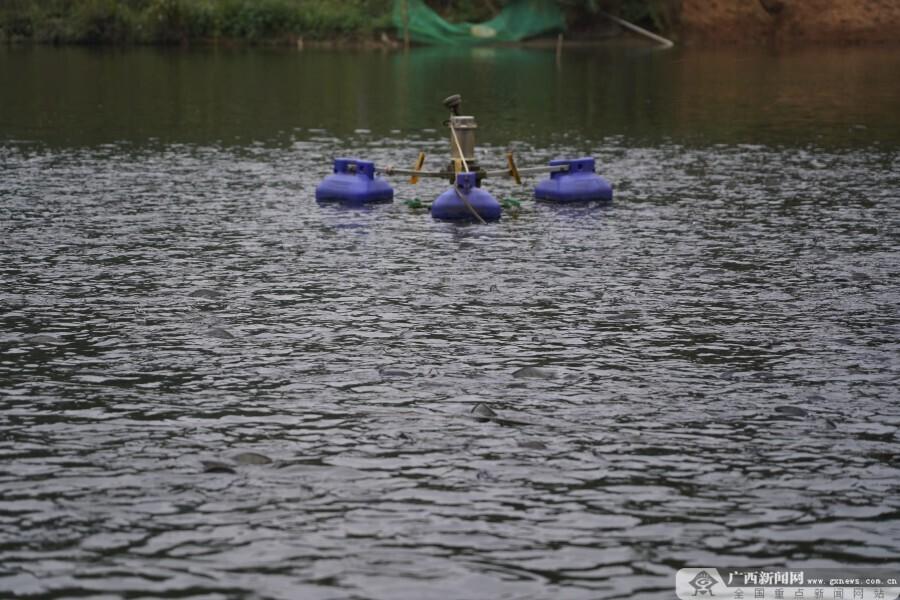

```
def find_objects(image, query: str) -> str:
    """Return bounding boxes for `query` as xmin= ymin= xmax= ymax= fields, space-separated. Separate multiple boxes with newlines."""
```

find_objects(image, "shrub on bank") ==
xmin=0 ymin=0 xmax=666 ymax=44
xmin=0 ymin=0 xmax=392 ymax=44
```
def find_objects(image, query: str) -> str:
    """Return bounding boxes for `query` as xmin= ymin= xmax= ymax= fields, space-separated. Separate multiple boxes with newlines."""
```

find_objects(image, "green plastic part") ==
xmin=405 ymin=198 xmax=427 ymax=209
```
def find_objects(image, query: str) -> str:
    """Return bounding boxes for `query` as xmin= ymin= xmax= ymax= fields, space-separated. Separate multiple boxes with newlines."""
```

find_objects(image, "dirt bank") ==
xmin=679 ymin=0 xmax=900 ymax=45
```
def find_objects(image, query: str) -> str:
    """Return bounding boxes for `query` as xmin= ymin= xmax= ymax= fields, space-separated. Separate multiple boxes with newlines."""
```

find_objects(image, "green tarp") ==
xmin=393 ymin=0 xmax=566 ymax=45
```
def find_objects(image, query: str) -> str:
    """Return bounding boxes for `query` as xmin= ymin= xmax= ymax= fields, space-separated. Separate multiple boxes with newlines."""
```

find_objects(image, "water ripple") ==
xmin=1 ymin=139 xmax=899 ymax=598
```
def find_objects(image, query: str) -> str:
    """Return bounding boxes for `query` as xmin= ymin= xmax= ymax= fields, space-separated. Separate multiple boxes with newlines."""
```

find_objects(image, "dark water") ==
xmin=1 ymin=44 xmax=899 ymax=599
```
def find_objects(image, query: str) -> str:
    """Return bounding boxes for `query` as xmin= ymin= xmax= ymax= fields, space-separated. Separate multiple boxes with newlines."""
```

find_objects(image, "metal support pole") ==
xmin=403 ymin=0 xmax=410 ymax=50
xmin=602 ymin=11 xmax=674 ymax=48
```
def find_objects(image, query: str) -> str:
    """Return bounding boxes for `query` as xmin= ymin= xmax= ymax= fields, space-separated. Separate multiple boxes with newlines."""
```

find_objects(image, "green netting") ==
xmin=392 ymin=0 xmax=566 ymax=45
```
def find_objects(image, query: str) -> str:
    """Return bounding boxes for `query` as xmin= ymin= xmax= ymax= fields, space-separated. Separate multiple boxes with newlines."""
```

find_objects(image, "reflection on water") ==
xmin=1 ymin=44 xmax=899 ymax=599
xmin=2 ymin=44 xmax=899 ymax=146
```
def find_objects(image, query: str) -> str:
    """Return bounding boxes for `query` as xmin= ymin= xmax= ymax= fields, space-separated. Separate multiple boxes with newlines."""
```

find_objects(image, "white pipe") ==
xmin=602 ymin=11 xmax=674 ymax=48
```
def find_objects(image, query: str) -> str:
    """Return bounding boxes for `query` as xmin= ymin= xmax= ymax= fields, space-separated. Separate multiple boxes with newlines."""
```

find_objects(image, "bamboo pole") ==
xmin=602 ymin=11 xmax=674 ymax=48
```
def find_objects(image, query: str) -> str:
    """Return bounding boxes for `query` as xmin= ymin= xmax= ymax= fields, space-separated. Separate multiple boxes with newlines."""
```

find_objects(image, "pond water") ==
xmin=1 ymin=44 xmax=899 ymax=599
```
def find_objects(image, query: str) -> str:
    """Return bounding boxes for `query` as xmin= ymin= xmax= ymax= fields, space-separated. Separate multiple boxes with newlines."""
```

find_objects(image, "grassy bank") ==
xmin=0 ymin=0 xmax=669 ymax=45
xmin=0 ymin=0 xmax=394 ymax=44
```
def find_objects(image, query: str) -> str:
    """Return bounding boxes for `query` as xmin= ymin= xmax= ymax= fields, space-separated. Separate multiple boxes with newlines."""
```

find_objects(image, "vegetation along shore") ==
xmin=1 ymin=0 xmax=898 ymax=46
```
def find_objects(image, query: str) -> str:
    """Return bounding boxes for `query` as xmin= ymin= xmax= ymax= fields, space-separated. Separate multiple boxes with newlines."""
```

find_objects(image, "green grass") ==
xmin=0 ymin=0 xmax=394 ymax=44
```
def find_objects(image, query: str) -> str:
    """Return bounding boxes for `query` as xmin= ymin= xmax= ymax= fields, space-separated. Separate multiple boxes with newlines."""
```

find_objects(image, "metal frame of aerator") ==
xmin=345 ymin=94 xmax=568 ymax=185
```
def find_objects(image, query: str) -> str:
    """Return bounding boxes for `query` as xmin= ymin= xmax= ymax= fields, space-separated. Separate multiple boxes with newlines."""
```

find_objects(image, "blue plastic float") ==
xmin=534 ymin=157 xmax=613 ymax=203
xmin=315 ymin=158 xmax=394 ymax=205
xmin=432 ymin=172 xmax=502 ymax=222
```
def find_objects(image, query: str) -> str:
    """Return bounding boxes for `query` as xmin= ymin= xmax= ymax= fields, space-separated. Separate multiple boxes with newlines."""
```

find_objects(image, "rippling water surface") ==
xmin=1 ymin=45 xmax=900 ymax=599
